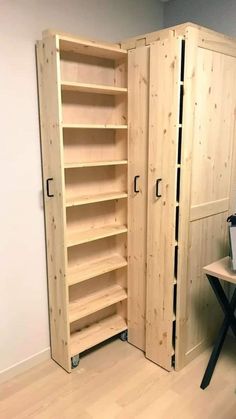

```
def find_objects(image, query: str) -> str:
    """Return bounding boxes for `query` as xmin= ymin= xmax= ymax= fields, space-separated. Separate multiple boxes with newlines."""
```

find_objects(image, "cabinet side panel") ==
xmin=176 ymin=28 xmax=236 ymax=369
xmin=128 ymin=46 xmax=149 ymax=351
xmin=36 ymin=39 xmax=70 ymax=372
xmin=146 ymin=36 xmax=181 ymax=370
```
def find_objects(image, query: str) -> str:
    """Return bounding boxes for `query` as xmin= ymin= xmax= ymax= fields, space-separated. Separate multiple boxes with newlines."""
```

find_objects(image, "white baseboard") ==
xmin=0 ymin=347 xmax=51 ymax=384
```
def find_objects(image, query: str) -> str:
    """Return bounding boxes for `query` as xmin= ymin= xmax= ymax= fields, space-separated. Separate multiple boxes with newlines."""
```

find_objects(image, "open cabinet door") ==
xmin=175 ymin=27 xmax=236 ymax=370
xmin=128 ymin=46 xmax=149 ymax=351
xmin=146 ymin=34 xmax=182 ymax=371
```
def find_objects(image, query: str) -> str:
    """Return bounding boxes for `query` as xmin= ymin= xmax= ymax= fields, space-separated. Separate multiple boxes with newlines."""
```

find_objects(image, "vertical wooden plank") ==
xmin=127 ymin=46 xmax=149 ymax=350
xmin=175 ymin=27 xmax=199 ymax=371
xmin=145 ymin=35 xmax=181 ymax=370
xmin=36 ymin=37 xmax=70 ymax=372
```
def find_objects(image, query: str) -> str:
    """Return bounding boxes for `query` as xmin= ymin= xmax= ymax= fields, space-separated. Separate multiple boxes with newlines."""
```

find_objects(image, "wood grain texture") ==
xmin=38 ymin=30 xmax=129 ymax=371
xmin=127 ymin=46 xmax=149 ymax=351
xmin=146 ymin=35 xmax=181 ymax=371
xmin=0 ymin=337 xmax=235 ymax=418
xmin=176 ymin=26 xmax=236 ymax=370
xmin=36 ymin=37 xmax=71 ymax=372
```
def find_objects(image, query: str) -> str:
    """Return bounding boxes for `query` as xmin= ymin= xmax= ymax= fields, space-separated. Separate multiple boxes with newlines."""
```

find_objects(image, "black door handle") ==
xmin=156 ymin=178 xmax=162 ymax=198
xmin=46 ymin=178 xmax=54 ymax=197
xmin=134 ymin=175 xmax=140 ymax=193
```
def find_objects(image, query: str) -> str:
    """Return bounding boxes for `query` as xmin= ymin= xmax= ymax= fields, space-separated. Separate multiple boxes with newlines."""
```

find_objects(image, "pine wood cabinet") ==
xmin=37 ymin=31 xmax=128 ymax=372
xmin=123 ymin=23 xmax=236 ymax=371
xmin=37 ymin=23 xmax=236 ymax=373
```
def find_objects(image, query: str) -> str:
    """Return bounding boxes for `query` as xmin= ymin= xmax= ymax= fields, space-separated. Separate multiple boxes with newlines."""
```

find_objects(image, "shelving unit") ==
xmin=70 ymin=314 xmax=127 ymax=356
xmin=65 ymin=192 xmax=128 ymax=207
xmin=37 ymin=31 xmax=128 ymax=372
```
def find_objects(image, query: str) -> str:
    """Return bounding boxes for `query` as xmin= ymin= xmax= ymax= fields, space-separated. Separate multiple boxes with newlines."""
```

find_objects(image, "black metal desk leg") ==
xmin=200 ymin=281 xmax=236 ymax=390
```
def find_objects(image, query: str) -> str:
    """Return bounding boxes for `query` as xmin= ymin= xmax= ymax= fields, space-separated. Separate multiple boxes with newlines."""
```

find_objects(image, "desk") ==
xmin=200 ymin=257 xmax=236 ymax=389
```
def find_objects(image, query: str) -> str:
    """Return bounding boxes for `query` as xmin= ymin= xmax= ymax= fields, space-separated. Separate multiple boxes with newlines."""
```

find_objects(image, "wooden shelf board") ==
xmin=69 ymin=284 xmax=127 ymax=323
xmin=70 ymin=314 xmax=127 ymax=356
xmin=65 ymin=192 xmax=128 ymax=207
xmin=59 ymin=38 xmax=127 ymax=60
xmin=62 ymin=124 xmax=128 ymax=130
xmin=64 ymin=160 xmax=128 ymax=169
xmin=67 ymin=254 xmax=127 ymax=286
xmin=67 ymin=224 xmax=128 ymax=247
xmin=61 ymin=81 xmax=127 ymax=95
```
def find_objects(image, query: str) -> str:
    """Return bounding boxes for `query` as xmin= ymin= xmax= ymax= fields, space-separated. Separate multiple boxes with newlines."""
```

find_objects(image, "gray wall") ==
xmin=0 ymin=0 xmax=163 ymax=376
xmin=164 ymin=0 xmax=236 ymax=37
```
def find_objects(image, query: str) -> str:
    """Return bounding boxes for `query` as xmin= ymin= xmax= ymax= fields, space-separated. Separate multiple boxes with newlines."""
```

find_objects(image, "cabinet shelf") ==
xmin=69 ymin=284 xmax=127 ymax=323
xmin=63 ymin=124 xmax=128 ymax=130
xmin=70 ymin=314 xmax=127 ymax=356
xmin=61 ymin=81 xmax=127 ymax=95
xmin=59 ymin=37 xmax=127 ymax=60
xmin=67 ymin=254 xmax=128 ymax=286
xmin=64 ymin=160 xmax=128 ymax=169
xmin=65 ymin=192 xmax=128 ymax=207
xmin=67 ymin=224 xmax=128 ymax=247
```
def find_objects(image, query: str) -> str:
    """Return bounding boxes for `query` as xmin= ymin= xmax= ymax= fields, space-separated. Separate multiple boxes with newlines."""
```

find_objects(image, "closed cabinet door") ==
xmin=176 ymin=27 xmax=236 ymax=369
xmin=128 ymin=46 xmax=149 ymax=350
xmin=146 ymin=36 xmax=182 ymax=371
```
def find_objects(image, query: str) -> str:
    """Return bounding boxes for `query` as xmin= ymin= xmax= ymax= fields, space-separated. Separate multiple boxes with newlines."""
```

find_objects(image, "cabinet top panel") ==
xmin=41 ymin=29 xmax=127 ymax=60
xmin=120 ymin=21 xmax=236 ymax=50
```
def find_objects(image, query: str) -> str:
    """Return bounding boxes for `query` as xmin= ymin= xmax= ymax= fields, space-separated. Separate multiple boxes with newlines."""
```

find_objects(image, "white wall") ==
xmin=0 ymin=0 xmax=163 ymax=374
xmin=164 ymin=0 xmax=236 ymax=37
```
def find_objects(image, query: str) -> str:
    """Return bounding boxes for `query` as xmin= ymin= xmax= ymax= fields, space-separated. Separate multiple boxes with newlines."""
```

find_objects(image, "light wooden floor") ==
xmin=0 ymin=337 xmax=235 ymax=419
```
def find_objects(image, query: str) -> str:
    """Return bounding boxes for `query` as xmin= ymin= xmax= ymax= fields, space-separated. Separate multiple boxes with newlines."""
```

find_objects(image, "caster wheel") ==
xmin=71 ymin=354 xmax=80 ymax=369
xmin=120 ymin=330 xmax=128 ymax=342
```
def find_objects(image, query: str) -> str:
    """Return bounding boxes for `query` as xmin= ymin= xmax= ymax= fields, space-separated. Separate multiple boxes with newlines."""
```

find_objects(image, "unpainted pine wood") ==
xmin=59 ymin=37 xmax=127 ymax=60
xmin=63 ymin=129 xmax=127 ymax=165
xmin=65 ymin=192 xmax=128 ymax=207
xmin=44 ymin=28 xmax=123 ymax=50
xmin=64 ymin=165 xmax=127 ymax=203
xmin=186 ymin=212 xmax=228 ymax=359
xmin=197 ymin=29 xmax=236 ymax=58
xmin=146 ymin=35 xmax=181 ymax=371
xmin=190 ymin=48 xmax=236 ymax=208
xmin=67 ymin=254 xmax=128 ymax=286
xmin=175 ymin=27 xmax=199 ymax=371
xmin=70 ymin=314 xmax=127 ymax=355
xmin=67 ymin=235 xmax=127 ymax=272
xmin=36 ymin=37 xmax=71 ymax=372
xmin=66 ymin=224 xmax=128 ymax=247
xmin=66 ymin=199 xmax=127 ymax=235
xmin=121 ymin=21 xmax=236 ymax=51
xmin=127 ymin=46 xmax=149 ymax=351
xmin=61 ymin=90 xmax=127 ymax=125
xmin=70 ymin=305 xmax=116 ymax=333
xmin=190 ymin=198 xmax=229 ymax=221
xmin=64 ymin=160 xmax=128 ymax=168
xmin=69 ymin=270 xmax=126 ymax=302
xmin=69 ymin=285 xmax=127 ymax=323
xmin=60 ymin=52 xmax=127 ymax=87
xmin=176 ymin=26 xmax=236 ymax=370
xmin=61 ymin=81 xmax=128 ymax=95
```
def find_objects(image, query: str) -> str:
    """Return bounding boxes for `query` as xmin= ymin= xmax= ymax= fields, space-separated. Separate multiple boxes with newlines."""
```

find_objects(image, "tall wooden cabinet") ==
xmin=37 ymin=31 xmax=128 ymax=372
xmin=37 ymin=23 xmax=236 ymax=373
xmin=123 ymin=23 xmax=236 ymax=371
